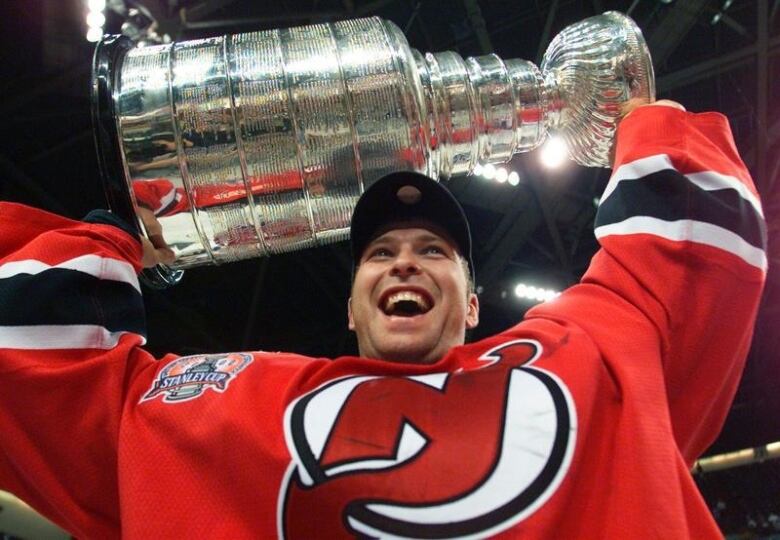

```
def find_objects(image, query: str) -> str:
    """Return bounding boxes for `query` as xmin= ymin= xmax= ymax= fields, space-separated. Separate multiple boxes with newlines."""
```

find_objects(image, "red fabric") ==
xmin=0 ymin=106 xmax=766 ymax=538
xmin=131 ymin=172 xmax=307 ymax=217
xmin=132 ymin=179 xmax=189 ymax=216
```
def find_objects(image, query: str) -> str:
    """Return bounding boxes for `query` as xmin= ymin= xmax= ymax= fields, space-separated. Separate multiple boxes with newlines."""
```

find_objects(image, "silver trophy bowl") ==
xmin=92 ymin=12 xmax=654 ymax=287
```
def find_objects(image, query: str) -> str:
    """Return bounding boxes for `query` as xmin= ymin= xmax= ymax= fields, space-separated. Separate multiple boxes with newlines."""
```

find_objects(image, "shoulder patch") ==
xmin=141 ymin=353 xmax=253 ymax=404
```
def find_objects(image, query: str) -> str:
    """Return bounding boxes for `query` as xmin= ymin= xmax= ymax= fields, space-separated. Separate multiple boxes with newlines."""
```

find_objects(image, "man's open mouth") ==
xmin=380 ymin=290 xmax=433 ymax=317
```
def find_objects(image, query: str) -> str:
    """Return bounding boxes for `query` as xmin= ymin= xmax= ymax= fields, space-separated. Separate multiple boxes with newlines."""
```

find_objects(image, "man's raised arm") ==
xmin=0 ymin=202 xmax=157 ymax=537
xmin=527 ymin=102 xmax=767 ymax=464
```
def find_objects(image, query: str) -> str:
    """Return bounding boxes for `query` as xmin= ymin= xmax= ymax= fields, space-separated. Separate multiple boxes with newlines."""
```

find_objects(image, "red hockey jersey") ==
xmin=0 ymin=106 xmax=767 ymax=538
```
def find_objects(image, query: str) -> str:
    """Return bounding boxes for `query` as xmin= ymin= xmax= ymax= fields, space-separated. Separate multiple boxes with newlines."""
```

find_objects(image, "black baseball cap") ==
xmin=350 ymin=171 xmax=474 ymax=278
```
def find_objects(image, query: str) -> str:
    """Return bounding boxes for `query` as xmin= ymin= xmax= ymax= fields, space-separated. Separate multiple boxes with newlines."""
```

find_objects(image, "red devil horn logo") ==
xmin=279 ymin=340 xmax=576 ymax=539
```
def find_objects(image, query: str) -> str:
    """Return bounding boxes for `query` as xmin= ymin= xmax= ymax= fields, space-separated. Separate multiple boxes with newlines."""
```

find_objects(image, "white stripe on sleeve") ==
xmin=0 ymin=325 xmax=146 ymax=350
xmin=601 ymin=154 xmax=674 ymax=203
xmin=0 ymin=255 xmax=140 ymax=293
xmin=602 ymin=154 xmax=763 ymax=219
xmin=685 ymin=170 xmax=764 ymax=218
xmin=595 ymin=216 xmax=768 ymax=272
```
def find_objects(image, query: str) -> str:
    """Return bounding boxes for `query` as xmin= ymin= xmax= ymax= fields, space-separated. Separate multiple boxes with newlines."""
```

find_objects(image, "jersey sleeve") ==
xmin=0 ymin=202 xmax=155 ymax=538
xmin=527 ymin=105 xmax=767 ymax=464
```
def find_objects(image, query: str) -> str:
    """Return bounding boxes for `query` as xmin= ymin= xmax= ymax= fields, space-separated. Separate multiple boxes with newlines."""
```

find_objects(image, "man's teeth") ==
xmin=384 ymin=291 xmax=431 ymax=314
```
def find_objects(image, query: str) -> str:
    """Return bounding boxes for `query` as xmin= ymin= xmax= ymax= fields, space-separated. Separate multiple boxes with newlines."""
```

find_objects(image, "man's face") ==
xmin=348 ymin=224 xmax=479 ymax=364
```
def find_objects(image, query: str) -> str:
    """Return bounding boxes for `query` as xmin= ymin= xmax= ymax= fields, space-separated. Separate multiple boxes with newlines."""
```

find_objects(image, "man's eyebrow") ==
xmin=366 ymin=236 xmax=394 ymax=247
xmin=417 ymin=234 xmax=448 ymax=243
xmin=370 ymin=234 xmax=448 ymax=245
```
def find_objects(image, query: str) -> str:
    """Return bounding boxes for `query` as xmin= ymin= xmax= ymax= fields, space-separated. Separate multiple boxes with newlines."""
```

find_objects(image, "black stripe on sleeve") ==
xmin=596 ymin=169 xmax=767 ymax=250
xmin=0 ymin=269 xmax=146 ymax=336
xmin=83 ymin=209 xmax=141 ymax=242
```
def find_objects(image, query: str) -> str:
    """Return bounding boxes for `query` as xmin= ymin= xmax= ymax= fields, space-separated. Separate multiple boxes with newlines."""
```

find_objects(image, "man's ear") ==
xmin=466 ymin=292 xmax=479 ymax=329
xmin=347 ymin=297 xmax=355 ymax=330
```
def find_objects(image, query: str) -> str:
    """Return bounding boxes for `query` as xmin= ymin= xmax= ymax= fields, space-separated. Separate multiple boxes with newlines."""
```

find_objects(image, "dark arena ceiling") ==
xmin=0 ymin=0 xmax=779 ymax=536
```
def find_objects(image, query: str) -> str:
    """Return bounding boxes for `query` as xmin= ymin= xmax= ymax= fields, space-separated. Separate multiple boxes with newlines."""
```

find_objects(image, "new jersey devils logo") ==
xmin=278 ymin=340 xmax=576 ymax=538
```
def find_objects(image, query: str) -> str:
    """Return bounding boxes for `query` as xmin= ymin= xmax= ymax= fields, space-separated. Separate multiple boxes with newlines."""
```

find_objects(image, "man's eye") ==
xmin=423 ymin=245 xmax=445 ymax=255
xmin=369 ymin=248 xmax=392 ymax=258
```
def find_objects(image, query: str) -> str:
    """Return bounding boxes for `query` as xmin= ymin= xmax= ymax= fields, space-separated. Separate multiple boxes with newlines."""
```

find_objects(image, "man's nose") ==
xmin=389 ymin=249 xmax=421 ymax=277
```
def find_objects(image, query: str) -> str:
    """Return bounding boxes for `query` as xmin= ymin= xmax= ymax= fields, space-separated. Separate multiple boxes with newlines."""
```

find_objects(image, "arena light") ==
xmin=711 ymin=0 xmax=734 ymax=25
xmin=539 ymin=136 xmax=568 ymax=169
xmin=86 ymin=27 xmax=103 ymax=42
xmin=84 ymin=0 xmax=105 ymax=42
xmin=472 ymin=163 xmax=523 ymax=187
xmin=514 ymin=283 xmax=561 ymax=304
xmin=86 ymin=10 xmax=106 ymax=28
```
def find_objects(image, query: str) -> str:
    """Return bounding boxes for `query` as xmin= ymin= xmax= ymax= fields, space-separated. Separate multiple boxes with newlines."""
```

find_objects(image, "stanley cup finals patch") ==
xmin=141 ymin=353 xmax=253 ymax=404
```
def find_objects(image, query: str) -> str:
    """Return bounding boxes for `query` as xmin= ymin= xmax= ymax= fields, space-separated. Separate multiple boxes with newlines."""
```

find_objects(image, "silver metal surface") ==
xmin=540 ymin=11 xmax=655 ymax=167
xmin=103 ymin=11 xmax=654 ymax=278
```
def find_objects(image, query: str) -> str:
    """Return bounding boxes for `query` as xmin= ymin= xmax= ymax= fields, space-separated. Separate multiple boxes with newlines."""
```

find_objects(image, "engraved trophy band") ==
xmin=91 ymin=11 xmax=654 ymax=287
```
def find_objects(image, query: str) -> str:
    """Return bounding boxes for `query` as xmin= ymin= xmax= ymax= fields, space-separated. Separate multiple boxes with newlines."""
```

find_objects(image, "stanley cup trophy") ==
xmin=92 ymin=11 xmax=654 ymax=287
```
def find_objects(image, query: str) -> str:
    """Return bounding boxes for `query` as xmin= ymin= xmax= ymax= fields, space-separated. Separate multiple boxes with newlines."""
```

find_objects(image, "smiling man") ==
xmin=0 ymin=102 xmax=768 ymax=539
xmin=347 ymin=172 xmax=479 ymax=365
